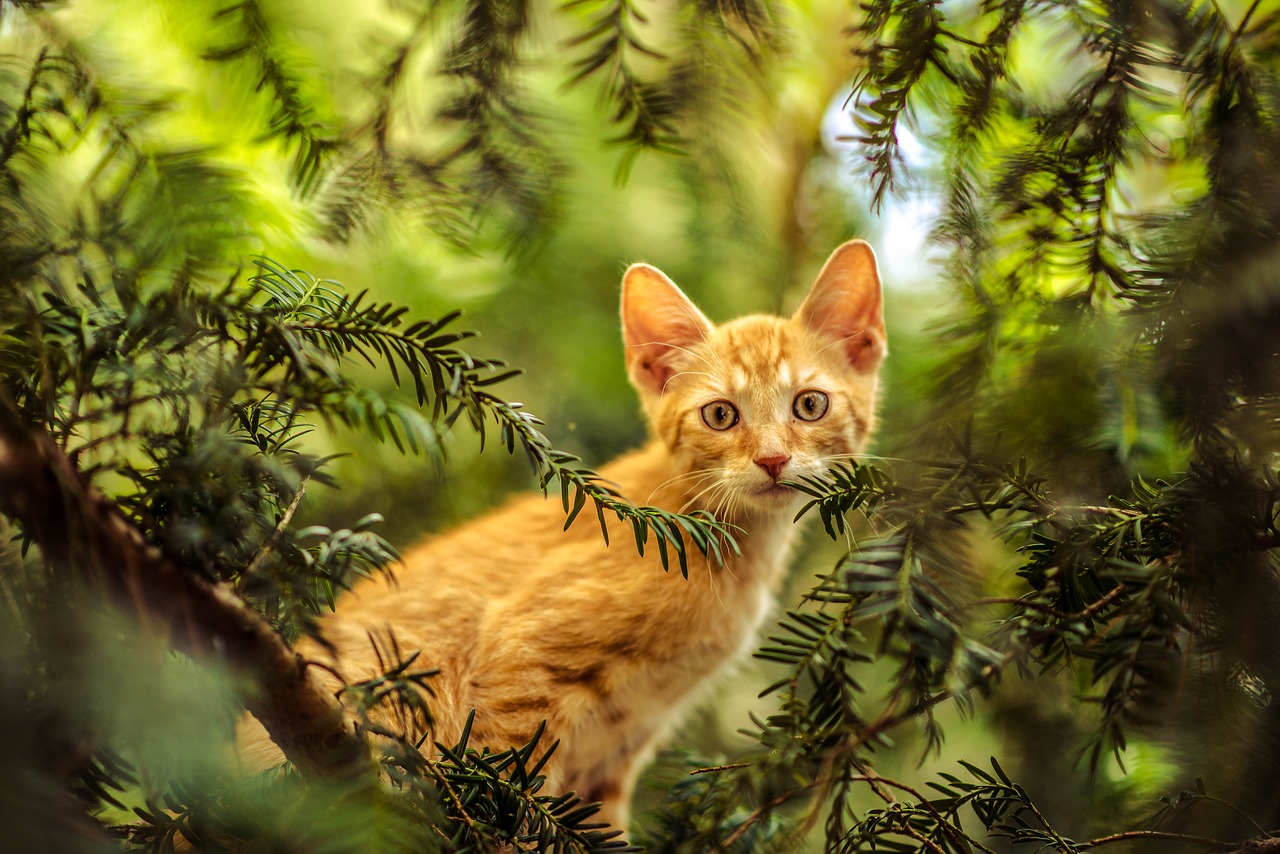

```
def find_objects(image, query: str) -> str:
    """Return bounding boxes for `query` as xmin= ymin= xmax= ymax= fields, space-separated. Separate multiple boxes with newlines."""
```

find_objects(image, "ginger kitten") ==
xmin=237 ymin=240 xmax=888 ymax=830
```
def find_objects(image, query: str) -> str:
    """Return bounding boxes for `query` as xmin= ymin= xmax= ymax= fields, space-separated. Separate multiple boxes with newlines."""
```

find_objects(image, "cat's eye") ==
xmin=793 ymin=390 xmax=830 ymax=422
xmin=701 ymin=400 xmax=739 ymax=431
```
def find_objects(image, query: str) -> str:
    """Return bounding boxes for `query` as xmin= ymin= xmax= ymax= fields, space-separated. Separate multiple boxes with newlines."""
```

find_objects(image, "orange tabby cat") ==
xmin=237 ymin=239 xmax=888 ymax=830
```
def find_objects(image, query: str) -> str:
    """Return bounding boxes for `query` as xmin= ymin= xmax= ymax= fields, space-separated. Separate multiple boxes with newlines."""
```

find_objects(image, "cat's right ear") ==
xmin=621 ymin=264 xmax=712 ymax=396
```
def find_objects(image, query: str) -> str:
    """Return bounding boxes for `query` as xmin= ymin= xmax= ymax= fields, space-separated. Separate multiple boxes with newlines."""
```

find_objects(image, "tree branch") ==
xmin=1078 ymin=829 xmax=1242 ymax=851
xmin=0 ymin=391 xmax=371 ymax=780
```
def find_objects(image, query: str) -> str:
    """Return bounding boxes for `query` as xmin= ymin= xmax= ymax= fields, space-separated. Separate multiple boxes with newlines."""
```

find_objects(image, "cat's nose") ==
xmin=755 ymin=455 xmax=791 ymax=482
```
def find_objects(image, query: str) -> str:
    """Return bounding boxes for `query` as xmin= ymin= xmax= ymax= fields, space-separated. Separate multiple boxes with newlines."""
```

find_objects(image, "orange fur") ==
xmin=236 ymin=240 xmax=888 ymax=830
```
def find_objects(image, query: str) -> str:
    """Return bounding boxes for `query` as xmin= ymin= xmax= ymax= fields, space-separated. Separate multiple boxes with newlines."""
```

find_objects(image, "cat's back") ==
xmin=338 ymin=445 xmax=660 ymax=615
xmin=308 ymin=446 xmax=661 ymax=675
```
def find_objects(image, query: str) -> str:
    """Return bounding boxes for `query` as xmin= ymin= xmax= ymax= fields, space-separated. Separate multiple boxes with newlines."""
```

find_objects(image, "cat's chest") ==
xmin=613 ymin=559 xmax=778 ymax=710
xmin=557 ymin=572 xmax=774 ymax=771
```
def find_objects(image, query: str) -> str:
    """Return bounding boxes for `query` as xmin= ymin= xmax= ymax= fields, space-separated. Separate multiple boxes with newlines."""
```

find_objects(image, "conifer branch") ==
xmin=204 ymin=0 xmax=337 ymax=194
xmin=0 ymin=390 xmax=371 ymax=780
xmin=564 ymin=0 xmax=683 ymax=162
xmin=849 ymin=0 xmax=952 ymax=209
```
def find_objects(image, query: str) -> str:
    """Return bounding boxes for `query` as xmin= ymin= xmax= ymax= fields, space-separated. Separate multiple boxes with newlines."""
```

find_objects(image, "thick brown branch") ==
xmin=0 ymin=393 xmax=371 ymax=780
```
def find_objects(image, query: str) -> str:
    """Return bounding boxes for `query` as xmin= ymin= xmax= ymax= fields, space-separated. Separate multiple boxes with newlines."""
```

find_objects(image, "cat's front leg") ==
xmin=560 ymin=766 xmax=633 ymax=835
xmin=557 ymin=721 xmax=662 ymax=836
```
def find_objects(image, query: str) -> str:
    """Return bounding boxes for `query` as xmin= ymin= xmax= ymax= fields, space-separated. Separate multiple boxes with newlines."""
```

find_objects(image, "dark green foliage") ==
xmin=852 ymin=0 xmax=952 ymax=209
xmin=204 ymin=1 xmax=339 ymax=194
xmin=563 ymin=0 xmax=775 ymax=179
xmin=389 ymin=715 xmax=639 ymax=852
xmin=638 ymin=1 xmax=1280 ymax=850
xmin=1 ymin=241 xmax=728 ymax=606
xmin=432 ymin=0 xmax=562 ymax=248
xmin=566 ymin=0 xmax=681 ymax=161
xmin=1 ymin=247 xmax=728 ymax=847
xmin=119 ymin=652 xmax=638 ymax=852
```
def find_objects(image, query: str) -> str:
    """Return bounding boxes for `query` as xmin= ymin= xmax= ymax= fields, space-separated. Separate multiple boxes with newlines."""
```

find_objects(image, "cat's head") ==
xmin=621 ymin=240 xmax=887 ymax=519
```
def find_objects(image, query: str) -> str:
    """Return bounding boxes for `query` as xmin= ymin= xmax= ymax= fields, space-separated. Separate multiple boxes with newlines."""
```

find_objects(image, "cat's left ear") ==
xmin=622 ymin=263 xmax=713 ymax=396
xmin=794 ymin=240 xmax=887 ymax=374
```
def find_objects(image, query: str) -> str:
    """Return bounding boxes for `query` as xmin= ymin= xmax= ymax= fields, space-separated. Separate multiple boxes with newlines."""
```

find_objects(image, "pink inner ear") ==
xmin=796 ymin=240 xmax=887 ymax=374
xmin=842 ymin=329 xmax=886 ymax=373
xmin=621 ymin=264 xmax=712 ymax=395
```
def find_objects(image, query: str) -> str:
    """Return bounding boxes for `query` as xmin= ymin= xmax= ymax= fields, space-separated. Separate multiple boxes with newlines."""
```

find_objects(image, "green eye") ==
xmin=793 ymin=390 xmax=829 ymax=422
xmin=701 ymin=400 xmax=739 ymax=430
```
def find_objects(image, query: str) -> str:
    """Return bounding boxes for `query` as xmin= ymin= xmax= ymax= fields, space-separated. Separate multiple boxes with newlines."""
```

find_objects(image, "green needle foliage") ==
xmin=6 ymin=0 xmax=1280 ymax=852
xmin=633 ymin=2 xmax=1280 ymax=852
xmin=1 ymin=247 xmax=726 ymax=847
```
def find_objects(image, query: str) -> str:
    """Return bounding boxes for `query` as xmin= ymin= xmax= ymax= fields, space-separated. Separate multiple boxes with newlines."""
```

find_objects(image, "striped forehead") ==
xmin=704 ymin=318 xmax=815 ymax=395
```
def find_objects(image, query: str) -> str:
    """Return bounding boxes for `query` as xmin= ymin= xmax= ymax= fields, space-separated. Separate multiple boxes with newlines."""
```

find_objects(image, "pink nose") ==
xmin=755 ymin=455 xmax=791 ymax=482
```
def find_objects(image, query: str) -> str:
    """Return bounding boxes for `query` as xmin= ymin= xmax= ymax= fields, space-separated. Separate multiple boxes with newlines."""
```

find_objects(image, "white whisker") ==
xmin=661 ymin=369 xmax=714 ymax=394
xmin=651 ymin=467 xmax=722 ymax=489
xmin=704 ymin=543 xmax=727 ymax=611
xmin=821 ymin=452 xmax=911 ymax=466
xmin=814 ymin=329 xmax=865 ymax=356
xmin=628 ymin=339 xmax=716 ymax=371
xmin=714 ymin=491 xmax=750 ymax=586
xmin=679 ymin=479 xmax=729 ymax=515
xmin=647 ymin=468 xmax=722 ymax=505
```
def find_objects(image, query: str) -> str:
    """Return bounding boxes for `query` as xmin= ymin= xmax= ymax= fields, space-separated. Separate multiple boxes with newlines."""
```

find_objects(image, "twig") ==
xmin=972 ymin=584 xmax=1130 ymax=621
xmin=241 ymin=474 xmax=311 ymax=582
xmin=690 ymin=762 xmax=751 ymax=775
xmin=851 ymin=766 xmax=995 ymax=854
xmin=1070 ymin=504 xmax=1143 ymax=517
xmin=1020 ymin=791 xmax=1073 ymax=851
xmin=423 ymin=758 xmax=481 ymax=840
xmin=715 ymin=784 xmax=815 ymax=850
xmin=901 ymin=825 xmax=951 ymax=854
xmin=1195 ymin=794 xmax=1275 ymax=839
xmin=1078 ymin=829 xmax=1239 ymax=851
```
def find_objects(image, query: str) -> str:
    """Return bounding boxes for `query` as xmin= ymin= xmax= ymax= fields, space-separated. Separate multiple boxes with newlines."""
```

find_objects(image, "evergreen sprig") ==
xmin=418 ymin=718 xmax=638 ymax=852
xmin=850 ymin=0 xmax=955 ymax=209
xmin=203 ymin=0 xmax=338 ymax=194
xmin=786 ymin=461 xmax=895 ymax=538
xmin=126 ymin=631 xmax=640 ymax=851
xmin=234 ymin=259 xmax=739 ymax=578
xmin=10 ymin=1 xmax=1280 ymax=850
xmin=431 ymin=0 xmax=562 ymax=248
xmin=833 ymin=15 xmax=1280 ymax=832
xmin=486 ymin=397 xmax=740 ymax=576
xmin=706 ymin=417 xmax=1272 ymax=847
xmin=781 ymin=450 xmax=1191 ymax=760
xmin=330 ymin=638 xmax=639 ymax=852
xmin=3 ymin=252 xmax=736 ymax=613
xmin=564 ymin=0 xmax=684 ymax=172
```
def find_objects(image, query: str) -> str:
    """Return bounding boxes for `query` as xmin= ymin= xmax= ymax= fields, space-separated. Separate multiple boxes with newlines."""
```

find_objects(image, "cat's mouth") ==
xmin=755 ymin=483 xmax=795 ymax=500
